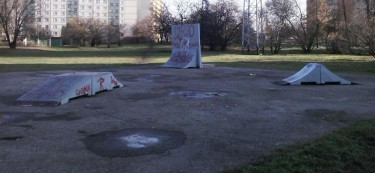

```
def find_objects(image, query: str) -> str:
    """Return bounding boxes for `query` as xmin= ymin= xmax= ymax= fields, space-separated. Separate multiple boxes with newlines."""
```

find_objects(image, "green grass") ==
xmin=224 ymin=119 xmax=375 ymax=173
xmin=0 ymin=45 xmax=374 ymax=73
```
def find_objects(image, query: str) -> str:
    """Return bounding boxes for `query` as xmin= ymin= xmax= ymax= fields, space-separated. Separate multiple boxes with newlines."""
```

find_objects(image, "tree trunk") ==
xmin=9 ymin=41 xmax=17 ymax=49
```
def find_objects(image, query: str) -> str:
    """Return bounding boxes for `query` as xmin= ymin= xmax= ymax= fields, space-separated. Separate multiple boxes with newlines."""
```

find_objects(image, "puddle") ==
xmin=169 ymin=91 xmax=227 ymax=98
xmin=82 ymin=128 xmax=186 ymax=158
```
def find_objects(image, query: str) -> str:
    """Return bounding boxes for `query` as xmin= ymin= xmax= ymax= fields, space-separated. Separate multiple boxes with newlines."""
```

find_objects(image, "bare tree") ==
xmin=351 ymin=0 xmax=375 ymax=57
xmin=131 ymin=16 xmax=157 ymax=44
xmin=174 ymin=1 xmax=193 ymax=24
xmin=265 ymin=0 xmax=292 ymax=54
xmin=61 ymin=17 xmax=87 ymax=46
xmin=84 ymin=18 xmax=106 ymax=47
xmin=188 ymin=0 xmax=241 ymax=51
xmin=151 ymin=1 xmax=174 ymax=44
xmin=106 ymin=23 xmax=122 ymax=48
xmin=0 ymin=0 xmax=37 ymax=48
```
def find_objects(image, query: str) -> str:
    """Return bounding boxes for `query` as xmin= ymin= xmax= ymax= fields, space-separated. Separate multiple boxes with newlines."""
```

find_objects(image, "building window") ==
xmin=45 ymin=18 xmax=49 ymax=22
xmin=37 ymin=18 xmax=42 ymax=22
xmin=103 ymin=13 xmax=107 ymax=17
xmin=96 ymin=0 xmax=100 ymax=3
xmin=54 ymin=25 xmax=57 ymax=29
xmin=54 ymin=18 xmax=58 ymax=22
xmin=54 ymin=11 xmax=58 ymax=15
xmin=45 ymin=25 xmax=49 ymax=29
xmin=45 ymin=11 xmax=49 ymax=15
xmin=103 ymin=0 xmax=107 ymax=3
xmin=61 ymin=18 xmax=65 ymax=22
xmin=61 ymin=5 xmax=65 ymax=9
xmin=53 ymin=5 xmax=58 ymax=9
xmin=61 ymin=11 xmax=65 ymax=16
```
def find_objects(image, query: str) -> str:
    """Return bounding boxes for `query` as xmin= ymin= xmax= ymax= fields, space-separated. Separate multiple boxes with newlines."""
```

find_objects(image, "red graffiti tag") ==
xmin=98 ymin=77 xmax=105 ymax=90
xmin=110 ymin=76 xmax=118 ymax=86
xmin=171 ymin=51 xmax=194 ymax=63
xmin=173 ymin=24 xmax=195 ymax=39
xmin=76 ymin=84 xmax=91 ymax=96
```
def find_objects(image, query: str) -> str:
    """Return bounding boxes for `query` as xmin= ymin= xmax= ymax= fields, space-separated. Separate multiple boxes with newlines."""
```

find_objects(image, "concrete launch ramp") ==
xmin=163 ymin=24 xmax=202 ymax=68
xmin=17 ymin=72 xmax=123 ymax=106
xmin=280 ymin=63 xmax=352 ymax=85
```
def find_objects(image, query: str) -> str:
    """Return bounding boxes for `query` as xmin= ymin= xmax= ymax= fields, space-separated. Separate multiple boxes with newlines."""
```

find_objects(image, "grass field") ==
xmin=224 ymin=119 xmax=375 ymax=173
xmin=0 ymin=45 xmax=374 ymax=73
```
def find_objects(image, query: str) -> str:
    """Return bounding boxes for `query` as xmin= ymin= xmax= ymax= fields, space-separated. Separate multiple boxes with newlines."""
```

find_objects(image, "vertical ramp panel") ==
xmin=163 ymin=24 xmax=202 ymax=68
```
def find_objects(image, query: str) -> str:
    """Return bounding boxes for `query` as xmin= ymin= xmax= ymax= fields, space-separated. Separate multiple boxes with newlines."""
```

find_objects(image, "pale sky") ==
xmin=163 ymin=0 xmax=306 ymax=12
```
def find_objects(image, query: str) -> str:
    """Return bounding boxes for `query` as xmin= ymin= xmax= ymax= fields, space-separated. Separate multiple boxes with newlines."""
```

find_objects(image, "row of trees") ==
xmin=264 ymin=0 xmax=375 ymax=56
xmin=134 ymin=0 xmax=242 ymax=51
xmin=0 ymin=0 xmax=374 ymax=57
xmin=60 ymin=18 xmax=124 ymax=47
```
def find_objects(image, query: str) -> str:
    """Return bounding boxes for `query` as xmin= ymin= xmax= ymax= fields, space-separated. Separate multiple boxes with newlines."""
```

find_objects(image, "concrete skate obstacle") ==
xmin=17 ymin=72 xmax=123 ymax=106
xmin=163 ymin=23 xmax=202 ymax=68
xmin=278 ymin=63 xmax=354 ymax=85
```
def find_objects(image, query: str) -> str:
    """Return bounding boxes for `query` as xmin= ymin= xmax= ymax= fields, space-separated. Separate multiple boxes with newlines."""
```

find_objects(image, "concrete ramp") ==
xmin=163 ymin=24 xmax=202 ymax=68
xmin=280 ymin=63 xmax=352 ymax=85
xmin=17 ymin=72 xmax=123 ymax=105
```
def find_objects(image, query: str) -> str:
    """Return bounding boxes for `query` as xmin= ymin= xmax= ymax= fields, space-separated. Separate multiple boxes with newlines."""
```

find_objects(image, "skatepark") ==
xmin=1 ymin=65 xmax=374 ymax=172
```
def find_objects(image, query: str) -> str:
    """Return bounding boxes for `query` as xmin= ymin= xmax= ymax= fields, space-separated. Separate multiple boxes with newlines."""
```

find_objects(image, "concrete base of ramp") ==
xmin=16 ymin=72 xmax=123 ymax=106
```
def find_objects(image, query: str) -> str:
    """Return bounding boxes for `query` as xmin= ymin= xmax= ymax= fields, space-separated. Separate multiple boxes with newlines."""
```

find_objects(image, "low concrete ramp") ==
xmin=17 ymin=72 xmax=123 ymax=105
xmin=281 ymin=63 xmax=352 ymax=85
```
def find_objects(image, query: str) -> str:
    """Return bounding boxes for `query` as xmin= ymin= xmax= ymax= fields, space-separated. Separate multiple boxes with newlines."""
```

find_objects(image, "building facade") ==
xmin=34 ymin=0 xmax=161 ymax=37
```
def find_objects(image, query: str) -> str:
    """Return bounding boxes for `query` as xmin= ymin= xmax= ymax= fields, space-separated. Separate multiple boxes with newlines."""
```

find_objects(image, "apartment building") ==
xmin=35 ymin=0 xmax=161 ymax=37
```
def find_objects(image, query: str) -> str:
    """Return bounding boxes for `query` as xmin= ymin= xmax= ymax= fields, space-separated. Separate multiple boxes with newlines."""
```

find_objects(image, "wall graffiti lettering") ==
xmin=172 ymin=24 xmax=195 ymax=40
xmin=110 ymin=76 xmax=118 ymax=86
xmin=171 ymin=51 xmax=193 ymax=63
xmin=98 ymin=77 xmax=105 ymax=90
xmin=76 ymin=84 xmax=91 ymax=96
xmin=163 ymin=23 xmax=201 ymax=68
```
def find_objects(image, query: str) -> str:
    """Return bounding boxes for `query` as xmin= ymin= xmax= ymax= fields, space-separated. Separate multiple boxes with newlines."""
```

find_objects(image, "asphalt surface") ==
xmin=0 ymin=66 xmax=374 ymax=173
